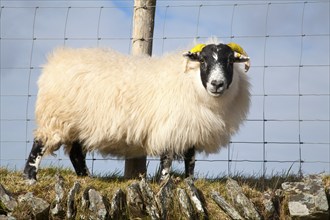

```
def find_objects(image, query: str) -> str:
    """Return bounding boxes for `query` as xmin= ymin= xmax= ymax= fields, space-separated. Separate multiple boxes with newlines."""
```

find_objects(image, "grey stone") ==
xmin=177 ymin=188 xmax=196 ymax=219
xmin=262 ymin=191 xmax=276 ymax=220
xmin=275 ymin=189 xmax=283 ymax=198
xmin=87 ymin=188 xmax=109 ymax=219
xmin=126 ymin=182 xmax=146 ymax=218
xmin=288 ymin=202 xmax=309 ymax=216
xmin=0 ymin=184 xmax=17 ymax=212
xmin=54 ymin=174 xmax=65 ymax=202
xmin=156 ymin=175 xmax=175 ymax=220
xmin=226 ymin=178 xmax=261 ymax=220
xmin=81 ymin=186 xmax=91 ymax=210
xmin=282 ymin=174 xmax=329 ymax=219
xmin=18 ymin=192 xmax=50 ymax=220
xmin=79 ymin=186 xmax=93 ymax=220
xmin=139 ymin=177 xmax=160 ymax=219
xmin=109 ymin=189 xmax=127 ymax=220
xmin=0 ymin=215 xmax=16 ymax=220
xmin=50 ymin=174 xmax=65 ymax=218
xmin=184 ymin=178 xmax=207 ymax=219
xmin=66 ymin=181 xmax=80 ymax=219
xmin=211 ymin=191 xmax=243 ymax=220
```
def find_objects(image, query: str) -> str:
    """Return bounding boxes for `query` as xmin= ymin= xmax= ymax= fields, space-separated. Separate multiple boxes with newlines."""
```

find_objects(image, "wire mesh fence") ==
xmin=1 ymin=0 xmax=329 ymax=178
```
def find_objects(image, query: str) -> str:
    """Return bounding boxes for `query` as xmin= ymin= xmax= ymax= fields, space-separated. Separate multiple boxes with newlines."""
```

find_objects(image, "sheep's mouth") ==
xmin=207 ymin=84 xmax=226 ymax=97
xmin=207 ymin=89 xmax=225 ymax=97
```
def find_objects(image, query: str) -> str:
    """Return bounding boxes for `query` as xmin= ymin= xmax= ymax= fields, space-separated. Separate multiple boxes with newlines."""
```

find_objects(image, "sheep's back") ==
xmin=35 ymin=48 xmax=194 ymax=156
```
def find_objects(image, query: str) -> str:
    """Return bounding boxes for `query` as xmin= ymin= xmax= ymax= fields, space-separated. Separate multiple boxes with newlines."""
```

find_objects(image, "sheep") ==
xmin=23 ymin=39 xmax=251 ymax=182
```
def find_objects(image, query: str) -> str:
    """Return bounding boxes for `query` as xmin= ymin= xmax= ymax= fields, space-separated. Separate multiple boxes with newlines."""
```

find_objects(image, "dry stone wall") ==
xmin=0 ymin=174 xmax=329 ymax=220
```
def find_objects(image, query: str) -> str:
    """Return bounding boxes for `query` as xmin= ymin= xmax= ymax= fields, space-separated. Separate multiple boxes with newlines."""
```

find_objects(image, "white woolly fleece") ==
xmin=34 ymin=43 xmax=250 ymax=158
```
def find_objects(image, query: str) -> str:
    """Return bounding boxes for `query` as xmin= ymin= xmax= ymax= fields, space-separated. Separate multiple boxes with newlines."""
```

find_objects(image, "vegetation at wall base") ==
xmin=1 ymin=167 xmax=329 ymax=219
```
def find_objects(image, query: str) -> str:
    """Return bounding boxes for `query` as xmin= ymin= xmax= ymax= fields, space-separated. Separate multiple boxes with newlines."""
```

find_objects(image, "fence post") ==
xmin=124 ymin=0 xmax=156 ymax=179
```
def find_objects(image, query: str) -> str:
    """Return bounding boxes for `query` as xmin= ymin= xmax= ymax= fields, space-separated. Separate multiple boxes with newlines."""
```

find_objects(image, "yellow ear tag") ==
xmin=189 ymin=44 xmax=206 ymax=53
xmin=227 ymin=42 xmax=247 ymax=56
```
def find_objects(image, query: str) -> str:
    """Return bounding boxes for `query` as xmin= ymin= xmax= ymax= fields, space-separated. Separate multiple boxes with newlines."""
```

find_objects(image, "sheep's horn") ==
xmin=189 ymin=44 xmax=206 ymax=53
xmin=228 ymin=42 xmax=250 ymax=73
xmin=227 ymin=42 xmax=246 ymax=56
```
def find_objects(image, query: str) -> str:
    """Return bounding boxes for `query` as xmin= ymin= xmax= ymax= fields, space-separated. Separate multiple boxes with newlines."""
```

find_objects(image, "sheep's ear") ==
xmin=227 ymin=42 xmax=249 ymax=62
xmin=233 ymin=52 xmax=251 ymax=72
xmin=183 ymin=43 xmax=206 ymax=62
xmin=183 ymin=51 xmax=200 ymax=62
xmin=233 ymin=52 xmax=250 ymax=63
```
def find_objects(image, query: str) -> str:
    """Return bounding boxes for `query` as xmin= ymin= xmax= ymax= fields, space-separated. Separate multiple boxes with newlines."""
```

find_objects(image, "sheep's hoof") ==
xmin=24 ymin=177 xmax=37 ymax=185
xmin=23 ymin=169 xmax=37 ymax=180
xmin=23 ymin=170 xmax=37 ymax=185
xmin=185 ymin=176 xmax=195 ymax=181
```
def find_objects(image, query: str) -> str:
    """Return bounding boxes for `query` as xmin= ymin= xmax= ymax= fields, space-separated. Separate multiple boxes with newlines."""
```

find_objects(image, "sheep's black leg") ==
xmin=23 ymin=139 xmax=44 ymax=182
xmin=159 ymin=152 xmax=173 ymax=181
xmin=69 ymin=141 xmax=90 ymax=177
xmin=184 ymin=146 xmax=195 ymax=178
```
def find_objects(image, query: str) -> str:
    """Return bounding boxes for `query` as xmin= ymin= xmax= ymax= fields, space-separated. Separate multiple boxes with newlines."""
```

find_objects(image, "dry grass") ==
xmin=1 ymin=167 xmax=329 ymax=219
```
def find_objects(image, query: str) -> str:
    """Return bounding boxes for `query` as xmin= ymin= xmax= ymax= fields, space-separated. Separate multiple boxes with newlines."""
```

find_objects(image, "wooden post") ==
xmin=124 ymin=0 xmax=156 ymax=179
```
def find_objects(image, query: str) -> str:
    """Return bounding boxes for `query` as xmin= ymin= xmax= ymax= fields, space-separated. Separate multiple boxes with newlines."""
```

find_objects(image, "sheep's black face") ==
xmin=184 ymin=43 xmax=249 ymax=97
xmin=199 ymin=44 xmax=235 ymax=96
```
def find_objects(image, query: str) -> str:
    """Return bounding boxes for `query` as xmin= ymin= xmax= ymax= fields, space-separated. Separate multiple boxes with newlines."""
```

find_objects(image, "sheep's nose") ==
xmin=211 ymin=80 xmax=224 ymax=89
